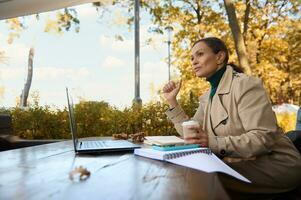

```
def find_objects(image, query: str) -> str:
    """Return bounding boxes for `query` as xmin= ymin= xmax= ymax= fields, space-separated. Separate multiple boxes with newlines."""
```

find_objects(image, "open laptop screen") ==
xmin=66 ymin=87 xmax=78 ymax=151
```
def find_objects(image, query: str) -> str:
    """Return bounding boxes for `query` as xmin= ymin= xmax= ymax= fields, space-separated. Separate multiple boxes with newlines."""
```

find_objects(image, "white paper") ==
xmin=134 ymin=148 xmax=251 ymax=183
xmin=144 ymin=136 xmax=184 ymax=145
xmin=169 ymin=153 xmax=250 ymax=183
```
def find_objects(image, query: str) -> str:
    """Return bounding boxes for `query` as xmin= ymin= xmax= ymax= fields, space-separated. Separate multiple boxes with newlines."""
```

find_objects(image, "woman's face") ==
xmin=191 ymin=41 xmax=224 ymax=78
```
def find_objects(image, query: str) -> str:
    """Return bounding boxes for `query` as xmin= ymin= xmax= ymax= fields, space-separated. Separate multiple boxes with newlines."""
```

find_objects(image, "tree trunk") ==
xmin=223 ymin=0 xmax=251 ymax=74
xmin=20 ymin=47 xmax=34 ymax=107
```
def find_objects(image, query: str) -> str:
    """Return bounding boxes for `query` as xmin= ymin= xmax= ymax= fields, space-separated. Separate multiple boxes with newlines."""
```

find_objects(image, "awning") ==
xmin=0 ymin=0 xmax=98 ymax=20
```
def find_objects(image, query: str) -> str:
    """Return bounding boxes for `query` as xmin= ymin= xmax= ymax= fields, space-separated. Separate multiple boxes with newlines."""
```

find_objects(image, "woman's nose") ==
xmin=192 ymin=59 xmax=198 ymax=65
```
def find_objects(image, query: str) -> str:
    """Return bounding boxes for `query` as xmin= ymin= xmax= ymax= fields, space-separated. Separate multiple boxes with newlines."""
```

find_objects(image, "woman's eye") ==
xmin=197 ymin=52 xmax=203 ymax=56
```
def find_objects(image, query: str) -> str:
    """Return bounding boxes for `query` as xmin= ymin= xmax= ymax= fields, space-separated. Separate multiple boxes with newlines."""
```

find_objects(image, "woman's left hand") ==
xmin=184 ymin=126 xmax=209 ymax=147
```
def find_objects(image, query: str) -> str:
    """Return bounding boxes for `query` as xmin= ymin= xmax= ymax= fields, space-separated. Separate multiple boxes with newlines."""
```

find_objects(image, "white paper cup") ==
xmin=182 ymin=120 xmax=200 ymax=139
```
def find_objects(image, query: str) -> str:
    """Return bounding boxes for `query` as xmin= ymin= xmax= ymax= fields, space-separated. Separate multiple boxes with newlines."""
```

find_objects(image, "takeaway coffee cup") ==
xmin=182 ymin=120 xmax=200 ymax=140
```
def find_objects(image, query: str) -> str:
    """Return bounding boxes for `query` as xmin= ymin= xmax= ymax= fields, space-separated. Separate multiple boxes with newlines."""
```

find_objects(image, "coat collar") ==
xmin=216 ymin=65 xmax=234 ymax=95
xmin=209 ymin=65 xmax=234 ymax=130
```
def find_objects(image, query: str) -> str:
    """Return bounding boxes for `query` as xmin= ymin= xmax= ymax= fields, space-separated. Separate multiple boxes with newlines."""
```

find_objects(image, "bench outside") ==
xmin=0 ymin=114 xmax=63 ymax=151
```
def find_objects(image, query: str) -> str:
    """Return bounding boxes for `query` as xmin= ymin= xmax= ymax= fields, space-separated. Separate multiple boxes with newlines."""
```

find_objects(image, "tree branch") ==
xmin=243 ymin=0 xmax=250 ymax=41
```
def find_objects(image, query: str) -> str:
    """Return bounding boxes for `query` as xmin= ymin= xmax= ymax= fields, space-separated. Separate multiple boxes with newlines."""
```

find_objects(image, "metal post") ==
xmin=133 ymin=0 xmax=142 ymax=106
xmin=167 ymin=40 xmax=171 ymax=81
xmin=165 ymin=26 xmax=173 ymax=82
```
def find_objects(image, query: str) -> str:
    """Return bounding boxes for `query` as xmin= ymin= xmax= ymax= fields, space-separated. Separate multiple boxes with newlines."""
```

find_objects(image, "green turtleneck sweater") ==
xmin=207 ymin=66 xmax=227 ymax=99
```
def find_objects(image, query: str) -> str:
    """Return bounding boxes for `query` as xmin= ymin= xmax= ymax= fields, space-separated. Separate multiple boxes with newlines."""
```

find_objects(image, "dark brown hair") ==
xmin=192 ymin=37 xmax=244 ymax=73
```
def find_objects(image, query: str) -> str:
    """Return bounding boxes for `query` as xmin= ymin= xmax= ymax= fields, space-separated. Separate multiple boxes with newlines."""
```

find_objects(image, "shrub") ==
xmin=11 ymin=106 xmax=70 ymax=139
xmin=7 ymin=99 xmax=199 ymax=139
xmin=7 ymin=97 xmax=297 ymax=139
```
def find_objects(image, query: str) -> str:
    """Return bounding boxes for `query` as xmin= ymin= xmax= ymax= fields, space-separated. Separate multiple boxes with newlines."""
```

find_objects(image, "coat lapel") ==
xmin=210 ymin=66 xmax=233 ymax=130
xmin=202 ymin=91 xmax=210 ymax=129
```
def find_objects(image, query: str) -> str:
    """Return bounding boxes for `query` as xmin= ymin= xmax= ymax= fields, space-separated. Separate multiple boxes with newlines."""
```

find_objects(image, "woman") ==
xmin=163 ymin=37 xmax=301 ymax=194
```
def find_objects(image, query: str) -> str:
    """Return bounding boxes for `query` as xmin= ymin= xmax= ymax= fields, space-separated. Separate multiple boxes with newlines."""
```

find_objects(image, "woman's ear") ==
xmin=216 ymin=51 xmax=226 ymax=65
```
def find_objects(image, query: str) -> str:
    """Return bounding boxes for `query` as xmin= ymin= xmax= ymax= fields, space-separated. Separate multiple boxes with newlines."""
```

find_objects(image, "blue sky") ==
xmin=0 ymin=3 xmax=178 ymax=109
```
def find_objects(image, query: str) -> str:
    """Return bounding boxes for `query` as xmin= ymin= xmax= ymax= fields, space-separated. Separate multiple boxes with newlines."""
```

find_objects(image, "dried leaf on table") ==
xmin=69 ymin=166 xmax=91 ymax=181
xmin=130 ymin=132 xmax=145 ymax=143
xmin=112 ymin=132 xmax=128 ymax=140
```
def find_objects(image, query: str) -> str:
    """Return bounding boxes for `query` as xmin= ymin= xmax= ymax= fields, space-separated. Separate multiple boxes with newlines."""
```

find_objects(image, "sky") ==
xmin=0 ymin=3 xmax=179 ymax=109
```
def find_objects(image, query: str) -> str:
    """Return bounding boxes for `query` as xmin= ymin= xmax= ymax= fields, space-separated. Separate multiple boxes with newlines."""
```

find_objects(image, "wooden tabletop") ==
xmin=0 ymin=139 xmax=230 ymax=200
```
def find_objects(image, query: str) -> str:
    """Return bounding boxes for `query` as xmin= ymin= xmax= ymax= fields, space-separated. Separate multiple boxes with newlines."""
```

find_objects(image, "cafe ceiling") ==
xmin=0 ymin=0 xmax=100 ymax=20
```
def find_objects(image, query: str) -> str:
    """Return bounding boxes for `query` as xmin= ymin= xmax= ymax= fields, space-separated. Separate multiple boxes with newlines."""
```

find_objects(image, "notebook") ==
xmin=134 ymin=148 xmax=251 ymax=183
xmin=144 ymin=136 xmax=185 ymax=146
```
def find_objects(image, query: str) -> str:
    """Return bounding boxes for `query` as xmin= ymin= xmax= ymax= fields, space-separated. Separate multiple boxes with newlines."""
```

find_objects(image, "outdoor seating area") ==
xmin=0 ymin=0 xmax=301 ymax=199
xmin=0 ymin=114 xmax=62 ymax=151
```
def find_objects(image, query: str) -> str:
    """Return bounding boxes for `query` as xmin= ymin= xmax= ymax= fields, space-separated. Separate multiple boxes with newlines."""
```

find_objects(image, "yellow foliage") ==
xmin=5 ymin=18 xmax=24 ymax=44
xmin=112 ymin=11 xmax=128 ymax=26
xmin=44 ymin=9 xmax=80 ymax=34
xmin=6 ymin=18 xmax=23 ymax=31
xmin=275 ymin=113 xmax=297 ymax=133
xmin=44 ymin=18 xmax=61 ymax=33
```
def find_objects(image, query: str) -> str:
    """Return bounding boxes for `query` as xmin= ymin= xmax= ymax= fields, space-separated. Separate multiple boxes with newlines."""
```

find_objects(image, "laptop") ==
xmin=66 ymin=87 xmax=140 ymax=154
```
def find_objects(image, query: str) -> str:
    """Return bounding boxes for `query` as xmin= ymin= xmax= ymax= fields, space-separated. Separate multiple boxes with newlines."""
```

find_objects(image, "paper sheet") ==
xmin=168 ymin=153 xmax=251 ymax=183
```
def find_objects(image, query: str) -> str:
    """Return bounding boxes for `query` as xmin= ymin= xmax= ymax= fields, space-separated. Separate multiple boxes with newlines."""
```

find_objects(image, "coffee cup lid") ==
xmin=182 ymin=120 xmax=199 ymax=126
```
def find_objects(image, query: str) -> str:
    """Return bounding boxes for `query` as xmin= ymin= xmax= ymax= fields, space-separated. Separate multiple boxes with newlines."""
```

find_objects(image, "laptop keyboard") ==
xmin=81 ymin=140 xmax=106 ymax=149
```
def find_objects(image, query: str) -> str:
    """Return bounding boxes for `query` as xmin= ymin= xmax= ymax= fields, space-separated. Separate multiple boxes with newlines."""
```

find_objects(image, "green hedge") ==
xmin=4 ymin=93 xmax=291 ymax=139
xmin=3 ymin=96 xmax=199 ymax=139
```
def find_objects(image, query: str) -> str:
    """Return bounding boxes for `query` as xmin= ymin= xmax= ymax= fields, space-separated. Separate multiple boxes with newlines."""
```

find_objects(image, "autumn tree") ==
xmin=238 ymin=0 xmax=301 ymax=103
xmin=140 ymin=0 xmax=301 ymax=104
xmin=139 ymin=0 xmax=232 ymax=103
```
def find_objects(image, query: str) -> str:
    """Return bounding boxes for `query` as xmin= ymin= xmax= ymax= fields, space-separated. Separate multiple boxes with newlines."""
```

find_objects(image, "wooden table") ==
xmin=0 ymin=139 xmax=230 ymax=200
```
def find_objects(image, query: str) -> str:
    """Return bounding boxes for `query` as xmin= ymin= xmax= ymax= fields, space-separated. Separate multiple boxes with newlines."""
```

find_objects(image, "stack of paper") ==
xmin=144 ymin=136 xmax=184 ymax=146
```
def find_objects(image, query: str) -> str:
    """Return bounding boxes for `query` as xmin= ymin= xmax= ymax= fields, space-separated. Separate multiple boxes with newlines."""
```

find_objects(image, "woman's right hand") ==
xmin=162 ymin=80 xmax=182 ymax=108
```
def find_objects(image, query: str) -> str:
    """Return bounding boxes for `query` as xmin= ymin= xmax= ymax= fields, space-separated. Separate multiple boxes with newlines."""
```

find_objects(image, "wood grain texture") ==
xmin=0 ymin=139 xmax=229 ymax=200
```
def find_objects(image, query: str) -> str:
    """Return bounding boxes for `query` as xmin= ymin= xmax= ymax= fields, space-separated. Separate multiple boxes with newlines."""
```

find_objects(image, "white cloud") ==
xmin=0 ymin=67 xmax=23 ymax=80
xmin=76 ymin=4 xmax=97 ymax=18
xmin=0 ymin=33 xmax=30 ymax=66
xmin=99 ymin=35 xmax=133 ymax=53
xmin=101 ymin=56 xmax=124 ymax=68
xmin=98 ymin=25 xmax=166 ymax=55
xmin=2 ymin=44 xmax=29 ymax=65
xmin=142 ymin=61 xmax=168 ymax=85
xmin=0 ymin=66 xmax=90 ymax=81
xmin=99 ymin=35 xmax=111 ymax=46
xmin=140 ymin=25 xmax=166 ymax=54
xmin=101 ymin=35 xmax=165 ymax=55
xmin=111 ymin=39 xmax=133 ymax=53
xmin=97 ymin=29 xmax=169 ymax=105
xmin=34 ymin=66 xmax=90 ymax=81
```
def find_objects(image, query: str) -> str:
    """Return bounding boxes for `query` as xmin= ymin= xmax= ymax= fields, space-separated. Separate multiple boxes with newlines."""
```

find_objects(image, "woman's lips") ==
xmin=194 ymin=67 xmax=201 ymax=73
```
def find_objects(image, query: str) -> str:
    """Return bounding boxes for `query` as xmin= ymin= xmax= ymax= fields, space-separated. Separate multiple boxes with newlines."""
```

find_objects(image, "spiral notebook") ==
xmin=134 ymin=148 xmax=251 ymax=183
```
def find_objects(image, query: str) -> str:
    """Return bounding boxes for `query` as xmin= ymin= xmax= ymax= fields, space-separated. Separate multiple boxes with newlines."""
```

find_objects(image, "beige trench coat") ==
xmin=166 ymin=66 xmax=301 ymax=193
